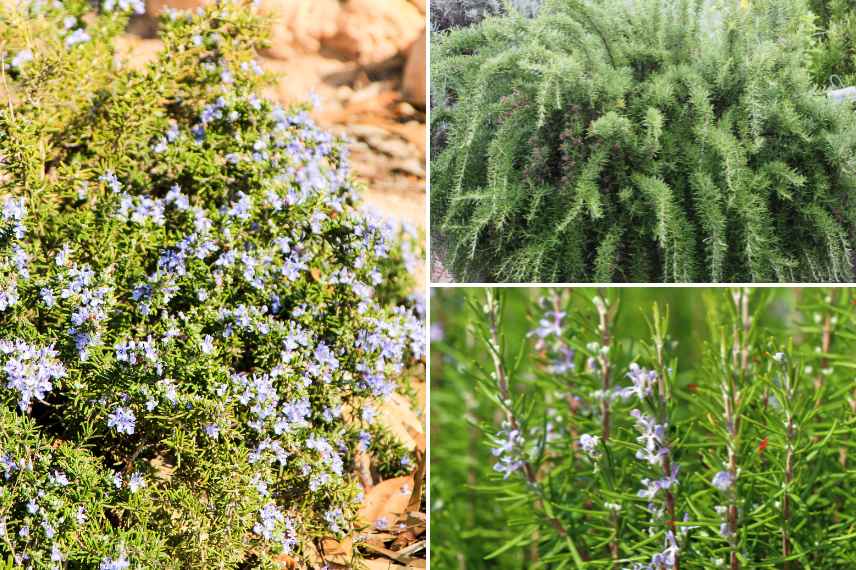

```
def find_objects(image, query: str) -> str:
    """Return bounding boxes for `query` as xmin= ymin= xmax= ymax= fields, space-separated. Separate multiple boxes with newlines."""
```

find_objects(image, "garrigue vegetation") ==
xmin=810 ymin=0 xmax=856 ymax=88
xmin=430 ymin=287 xmax=856 ymax=568
xmin=0 ymin=1 xmax=424 ymax=567
xmin=431 ymin=0 xmax=856 ymax=282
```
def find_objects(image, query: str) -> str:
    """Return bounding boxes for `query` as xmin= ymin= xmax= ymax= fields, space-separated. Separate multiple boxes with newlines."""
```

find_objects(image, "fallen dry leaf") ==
xmin=376 ymin=393 xmax=424 ymax=452
xmin=273 ymin=554 xmax=298 ymax=569
xmin=358 ymin=475 xmax=414 ymax=528
xmin=320 ymin=536 xmax=353 ymax=565
xmin=406 ymin=449 xmax=425 ymax=512
xmin=364 ymin=532 xmax=397 ymax=549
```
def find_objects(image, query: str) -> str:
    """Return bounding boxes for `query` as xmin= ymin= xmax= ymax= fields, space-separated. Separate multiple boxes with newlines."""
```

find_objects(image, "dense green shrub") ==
xmin=431 ymin=0 xmax=856 ymax=283
xmin=810 ymin=0 xmax=856 ymax=87
xmin=430 ymin=287 xmax=856 ymax=568
xmin=0 ymin=1 xmax=424 ymax=567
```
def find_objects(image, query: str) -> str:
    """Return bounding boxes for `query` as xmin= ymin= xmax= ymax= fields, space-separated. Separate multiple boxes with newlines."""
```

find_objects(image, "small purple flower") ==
xmin=129 ymin=472 xmax=146 ymax=493
xmin=204 ymin=423 xmax=220 ymax=439
xmin=65 ymin=28 xmax=91 ymax=48
xmin=529 ymin=310 xmax=565 ymax=340
xmin=10 ymin=49 xmax=32 ymax=70
xmin=51 ymin=470 xmax=69 ymax=486
xmin=578 ymin=433 xmax=600 ymax=457
xmin=712 ymin=470 xmax=735 ymax=492
xmin=40 ymin=288 xmax=56 ymax=307
xmin=107 ymin=406 xmax=136 ymax=435
xmin=26 ymin=498 xmax=39 ymax=514
xmin=253 ymin=502 xmax=285 ymax=540
xmin=620 ymin=363 xmax=657 ymax=400
xmin=200 ymin=334 xmax=215 ymax=354
xmin=99 ymin=553 xmax=130 ymax=570
xmin=649 ymin=530 xmax=679 ymax=568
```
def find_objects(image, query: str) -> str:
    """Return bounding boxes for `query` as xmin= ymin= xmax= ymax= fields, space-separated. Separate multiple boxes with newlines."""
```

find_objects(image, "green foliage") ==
xmin=431 ymin=0 xmax=856 ymax=282
xmin=430 ymin=287 xmax=856 ymax=568
xmin=0 ymin=1 xmax=424 ymax=568
xmin=809 ymin=0 xmax=856 ymax=87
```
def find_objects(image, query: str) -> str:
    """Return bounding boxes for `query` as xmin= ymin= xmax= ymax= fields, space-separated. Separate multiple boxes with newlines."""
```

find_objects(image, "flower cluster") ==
xmin=0 ymin=196 xmax=27 ymax=312
xmin=529 ymin=296 xmax=576 ymax=374
xmin=621 ymin=365 xmax=682 ymax=570
xmin=0 ymin=340 xmax=66 ymax=411
xmin=491 ymin=422 xmax=526 ymax=479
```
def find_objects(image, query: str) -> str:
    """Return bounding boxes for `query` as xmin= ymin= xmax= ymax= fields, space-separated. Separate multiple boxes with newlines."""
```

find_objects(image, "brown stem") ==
xmin=595 ymin=292 xmax=613 ymax=444
xmin=725 ymin=293 xmax=747 ymax=570
xmin=781 ymin=362 xmax=796 ymax=570
xmin=594 ymin=290 xmax=619 ymax=563
xmin=653 ymin=312 xmax=679 ymax=570
xmin=484 ymin=292 xmax=572 ymax=543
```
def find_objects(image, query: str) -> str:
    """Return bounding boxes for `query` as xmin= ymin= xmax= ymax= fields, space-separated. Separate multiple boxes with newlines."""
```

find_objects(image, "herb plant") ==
xmin=810 ymin=0 xmax=856 ymax=88
xmin=430 ymin=287 xmax=855 ymax=568
xmin=0 ymin=1 xmax=424 ymax=568
xmin=431 ymin=0 xmax=856 ymax=282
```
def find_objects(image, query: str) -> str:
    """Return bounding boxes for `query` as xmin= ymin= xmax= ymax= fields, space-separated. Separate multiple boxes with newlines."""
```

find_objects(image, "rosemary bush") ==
xmin=810 ymin=0 xmax=856 ymax=88
xmin=431 ymin=0 xmax=856 ymax=283
xmin=0 ymin=1 xmax=424 ymax=568
xmin=430 ymin=287 xmax=856 ymax=568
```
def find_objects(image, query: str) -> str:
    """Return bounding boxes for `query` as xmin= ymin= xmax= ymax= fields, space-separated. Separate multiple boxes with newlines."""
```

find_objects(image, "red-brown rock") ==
xmin=402 ymin=29 xmax=426 ymax=107
xmin=146 ymin=0 xmax=340 ymax=60
xmin=325 ymin=0 xmax=424 ymax=65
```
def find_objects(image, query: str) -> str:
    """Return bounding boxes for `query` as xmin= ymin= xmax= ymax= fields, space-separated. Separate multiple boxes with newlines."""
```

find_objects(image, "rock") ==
xmin=146 ymin=0 xmax=340 ymax=60
xmin=146 ymin=0 xmax=205 ymax=17
xmin=262 ymin=0 xmax=340 ymax=60
xmin=326 ymin=0 xmax=424 ymax=65
xmin=402 ymin=29 xmax=426 ymax=107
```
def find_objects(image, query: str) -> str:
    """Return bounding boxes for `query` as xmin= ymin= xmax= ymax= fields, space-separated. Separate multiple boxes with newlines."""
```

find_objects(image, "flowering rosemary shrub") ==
xmin=431 ymin=0 xmax=856 ymax=282
xmin=0 ymin=1 xmax=424 ymax=568
xmin=430 ymin=288 xmax=855 ymax=568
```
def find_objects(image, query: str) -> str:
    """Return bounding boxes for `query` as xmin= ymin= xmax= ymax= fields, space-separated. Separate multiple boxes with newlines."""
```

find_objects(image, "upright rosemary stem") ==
xmin=549 ymin=291 xmax=580 ymax=452
xmin=816 ymin=312 xmax=833 ymax=391
xmin=652 ymin=304 xmax=679 ymax=570
xmin=593 ymin=291 xmax=619 ymax=562
xmin=780 ymin=360 xmax=795 ymax=570
xmin=724 ymin=289 xmax=750 ymax=570
xmin=594 ymin=291 xmax=612 ymax=444
xmin=483 ymin=291 xmax=571 ymax=542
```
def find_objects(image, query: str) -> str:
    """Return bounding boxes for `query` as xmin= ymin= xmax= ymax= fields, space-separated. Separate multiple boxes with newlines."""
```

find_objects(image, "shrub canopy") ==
xmin=810 ymin=0 xmax=856 ymax=88
xmin=432 ymin=0 xmax=856 ymax=282
xmin=0 ymin=1 xmax=424 ymax=568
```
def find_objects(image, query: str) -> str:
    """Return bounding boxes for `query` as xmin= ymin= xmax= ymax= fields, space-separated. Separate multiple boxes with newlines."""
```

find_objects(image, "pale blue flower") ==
xmin=107 ymin=406 xmax=136 ymax=435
